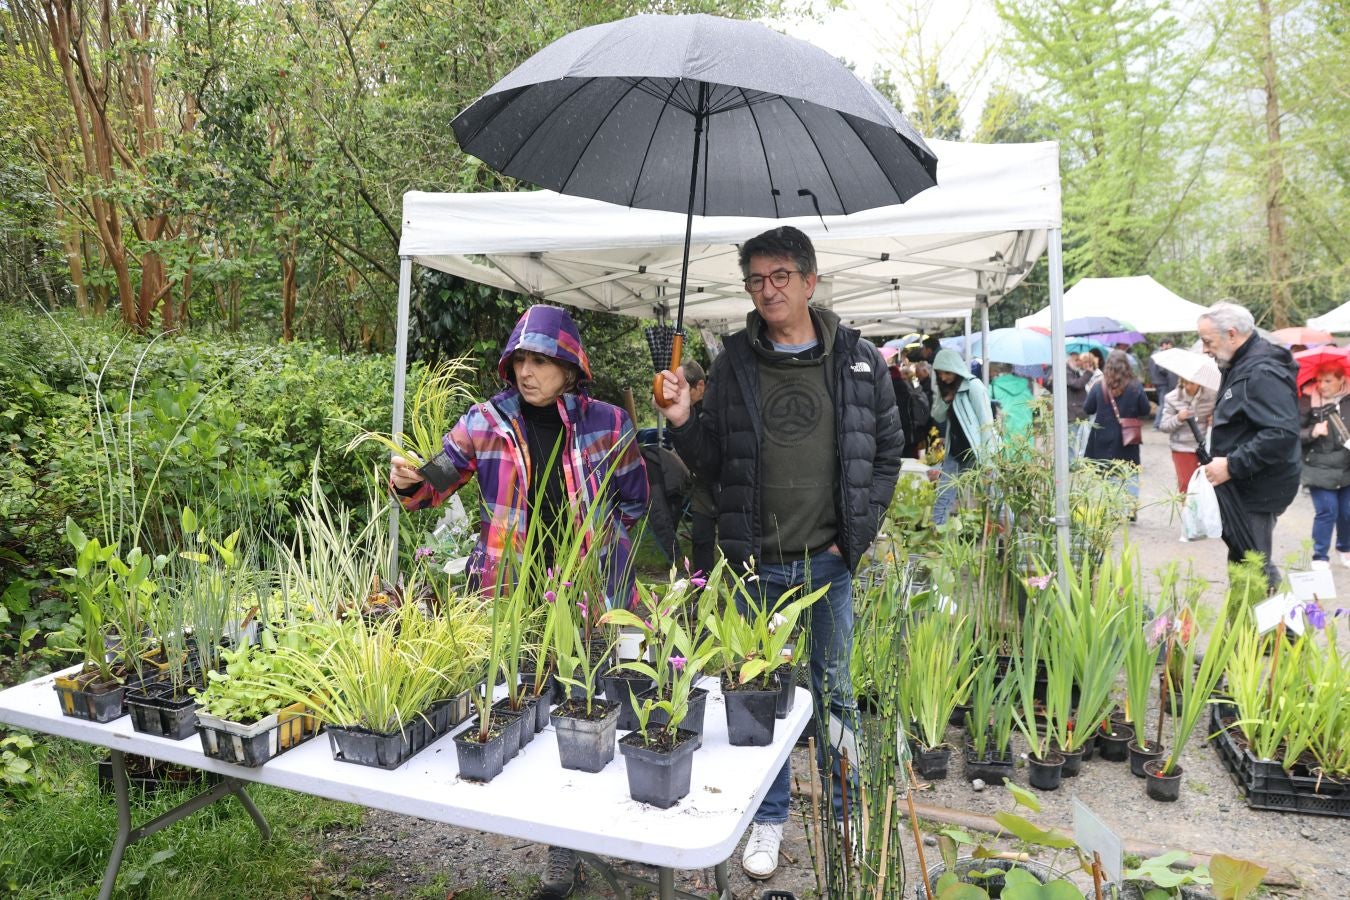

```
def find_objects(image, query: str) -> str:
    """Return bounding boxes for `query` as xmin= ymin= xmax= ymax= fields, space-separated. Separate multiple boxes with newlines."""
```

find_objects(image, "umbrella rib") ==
xmin=555 ymin=78 xmax=652 ymax=201
xmin=784 ymin=100 xmax=856 ymax=213
xmin=494 ymin=78 xmax=595 ymax=177
xmin=626 ymin=78 xmax=686 ymax=210
xmin=740 ymin=86 xmax=780 ymax=218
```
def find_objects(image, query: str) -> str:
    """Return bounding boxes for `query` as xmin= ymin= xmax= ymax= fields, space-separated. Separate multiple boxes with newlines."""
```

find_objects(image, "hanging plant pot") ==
xmin=1027 ymin=751 xmax=1064 ymax=791
xmin=492 ymin=696 xmax=540 ymax=751
xmin=619 ymin=727 xmax=699 ymax=808
xmin=1128 ymin=740 xmax=1165 ymax=778
xmin=1097 ymin=723 xmax=1135 ymax=762
xmin=600 ymin=672 xmax=655 ymax=731
xmin=552 ymin=700 xmax=619 ymax=772
xmin=774 ymin=663 xmax=796 ymax=719
xmin=1143 ymin=759 xmax=1183 ymax=802
xmin=911 ymin=742 xmax=952 ymax=780
xmin=962 ymin=743 xmax=1016 ymax=784
xmin=53 ymin=669 xmax=127 ymax=723
xmin=642 ymin=686 xmax=709 ymax=750
xmin=721 ymin=675 xmax=779 ymax=747
xmin=454 ymin=714 xmax=511 ymax=783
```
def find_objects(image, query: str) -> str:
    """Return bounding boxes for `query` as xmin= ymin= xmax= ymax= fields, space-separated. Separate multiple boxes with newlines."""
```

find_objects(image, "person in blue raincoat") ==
xmin=929 ymin=348 xmax=996 ymax=525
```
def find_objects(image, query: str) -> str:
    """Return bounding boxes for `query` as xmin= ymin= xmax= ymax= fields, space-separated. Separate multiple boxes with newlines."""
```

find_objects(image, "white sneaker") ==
xmin=1311 ymin=559 xmax=1331 ymax=571
xmin=741 ymin=822 xmax=783 ymax=879
xmin=1340 ymin=552 xmax=1350 ymax=569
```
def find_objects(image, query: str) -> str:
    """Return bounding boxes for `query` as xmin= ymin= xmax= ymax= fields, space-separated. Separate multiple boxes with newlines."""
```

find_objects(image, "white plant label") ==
xmin=1072 ymin=798 xmax=1122 ymax=884
xmin=1288 ymin=569 xmax=1335 ymax=601
xmin=1253 ymin=593 xmax=1304 ymax=636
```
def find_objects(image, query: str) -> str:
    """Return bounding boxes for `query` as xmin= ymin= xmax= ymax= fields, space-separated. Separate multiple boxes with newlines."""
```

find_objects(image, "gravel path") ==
xmin=319 ymin=429 xmax=1350 ymax=898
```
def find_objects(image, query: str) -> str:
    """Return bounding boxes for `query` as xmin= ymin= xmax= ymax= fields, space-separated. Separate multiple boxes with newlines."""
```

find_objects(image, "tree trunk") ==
xmin=1258 ymin=0 xmax=1291 ymax=328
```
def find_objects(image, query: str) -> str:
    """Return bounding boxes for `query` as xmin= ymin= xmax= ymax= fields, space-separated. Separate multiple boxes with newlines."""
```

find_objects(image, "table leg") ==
xmin=659 ymin=866 xmax=675 ymax=899
xmin=715 ymin=860 xmax=731 ymax=898
xmin=97 ymin=752 xmax=272 ymax=900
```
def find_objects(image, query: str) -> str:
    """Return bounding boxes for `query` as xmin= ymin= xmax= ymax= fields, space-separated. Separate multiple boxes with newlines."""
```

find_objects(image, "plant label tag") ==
xmin=935 ymin=595 xmax=958 ymax=615
xmin=1288 ymin=569 xmax=1335 ymax=601
xmin=1072 ymin=798 xmax=1122 ymax=884
xmin=1253 ymin=593 xmax=1299 ymax=635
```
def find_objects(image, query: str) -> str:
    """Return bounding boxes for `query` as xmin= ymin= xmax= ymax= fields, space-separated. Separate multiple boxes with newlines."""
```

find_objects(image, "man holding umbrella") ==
xmin=1196 ymin=301 xmax=1301 ymax=591
xmin=657 ymin=225 xmax=902 ymax=880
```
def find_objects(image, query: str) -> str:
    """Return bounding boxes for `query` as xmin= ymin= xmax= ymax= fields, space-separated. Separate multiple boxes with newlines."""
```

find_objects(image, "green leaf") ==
xmin=181 ymin=505 xmax=197 ymax=533
xmin=1002 ymin=873 xmax=1082 ymax=900
xmin=937 ymin=882 xmax=991 ymax=900
xmin=1005 ymin=780 xmax=1041 ymax=814
xmin=992 ymin=812 xmax=1076 ymax=850
xmin=1209 ymin=854 xmax=1266 ymax=900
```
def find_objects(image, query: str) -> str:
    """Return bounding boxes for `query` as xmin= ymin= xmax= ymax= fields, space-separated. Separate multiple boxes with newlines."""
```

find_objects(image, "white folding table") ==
xmin=0 ymin=668 xmax=810 ymax=900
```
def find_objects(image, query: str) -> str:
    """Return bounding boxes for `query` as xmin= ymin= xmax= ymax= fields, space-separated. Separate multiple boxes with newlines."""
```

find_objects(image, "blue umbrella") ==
xmin=1066 ymin=337 xmax=1108 ymax=355
xmin=968 ymin=328 xmax=1054 ymax=366
xmin=1063 ymin=316 xmax=1132 ymax=337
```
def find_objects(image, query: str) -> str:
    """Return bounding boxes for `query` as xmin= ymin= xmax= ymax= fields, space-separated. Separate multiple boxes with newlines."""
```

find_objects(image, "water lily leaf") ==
xmin=937 ymin=882 xmax=989 ymax=900
xmin=1209 ymin=854 xmax=1266 ymax=900
xmin=1002 ymin=874 xmax=1082 ymax=900
xmin=1005 ymin=780 xmax=1041 ymax=813
xmin=992 ymin=812 xmax=1076 ymax=850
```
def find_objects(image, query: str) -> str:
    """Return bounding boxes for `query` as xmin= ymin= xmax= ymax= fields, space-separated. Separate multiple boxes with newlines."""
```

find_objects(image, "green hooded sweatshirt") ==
xmin=931 ymin=348 xmax=996 ymax=462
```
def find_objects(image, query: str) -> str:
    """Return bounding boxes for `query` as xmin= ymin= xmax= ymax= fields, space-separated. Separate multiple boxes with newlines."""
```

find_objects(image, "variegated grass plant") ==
xmin=344 ymin=357 xmax=476 ymax=467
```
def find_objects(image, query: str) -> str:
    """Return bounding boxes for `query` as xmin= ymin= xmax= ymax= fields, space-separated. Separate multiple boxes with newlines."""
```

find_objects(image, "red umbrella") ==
xmin=1293 ymin=346 xmax=1350 ymax=387
xmin=1271 ymin=326 xmax=1335 ymax=347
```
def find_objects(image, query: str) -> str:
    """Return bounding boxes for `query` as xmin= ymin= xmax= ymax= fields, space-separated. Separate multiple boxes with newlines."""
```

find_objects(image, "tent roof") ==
xmin=1309 ymin=300 xmax=1350 ymax=334
xmin=399 ymin=139 xmax=1060 ymax=336
xmin=1015 ymin=276 xmax=1207 ymax=334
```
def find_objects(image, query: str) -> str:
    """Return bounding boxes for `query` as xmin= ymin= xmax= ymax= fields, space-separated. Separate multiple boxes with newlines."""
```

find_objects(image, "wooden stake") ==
xmin=874 ymin=785 xmax=895 ymax=900
xmin=1091 ymin=851 xmax=1104 ymax=900
xmin=807 ymin=736 xmax=825 ymax=895
xmin=1267 ymin=620 xmax=1285 ymax=710
xmin=905 ymin=760 xmax=934 ymax=900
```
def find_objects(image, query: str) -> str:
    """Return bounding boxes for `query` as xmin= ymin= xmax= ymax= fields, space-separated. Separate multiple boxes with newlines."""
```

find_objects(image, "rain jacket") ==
xmin=668 ymin=307 xmax=902 ymax=573
xmin=930 ymin=349 xmax=996 ymax=462
xmin=1159 ymin=384 xmax=1218 ymax=454
xmin=395 ymin=305 xmax=649 ymax=606
xmin=1083 ymin=380 xmax=1150 ymax=464
xmin=1298 ymin=391 xmax=1350 ymax=491
xmin=990 ymin=372 xmax=1034 ymax=440
xmin=1209 ymin=334 xmax=1301 ymax=514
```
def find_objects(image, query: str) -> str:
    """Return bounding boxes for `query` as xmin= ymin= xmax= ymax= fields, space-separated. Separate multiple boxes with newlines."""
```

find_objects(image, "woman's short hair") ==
xmin=1316 ymin=363 xmax=1346 ymax=382
xmin=1104 ymin=349 xmax=1136 ymax=395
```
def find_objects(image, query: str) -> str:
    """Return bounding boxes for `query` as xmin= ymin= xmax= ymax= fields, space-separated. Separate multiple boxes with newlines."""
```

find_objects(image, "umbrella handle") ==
xmin=652 ymin=332 xmax=684 ymax=409
xmin=1185 ymin=416 xmax=1212 ymax=465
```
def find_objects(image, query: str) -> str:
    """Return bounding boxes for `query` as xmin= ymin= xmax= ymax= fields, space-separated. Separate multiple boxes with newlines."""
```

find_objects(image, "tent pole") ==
xmin=1047 ymin=229 xmax=1071 ymax=598
xmin=388 ymin=256 xmax=413 ymax=583
xmin=963 ymin=313 xmax=972 ymax=365
xmin=980 ymin=303 xmax=991 ymax=386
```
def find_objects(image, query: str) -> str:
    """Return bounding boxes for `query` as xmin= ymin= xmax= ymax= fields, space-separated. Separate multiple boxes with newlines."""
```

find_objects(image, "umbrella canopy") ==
xmin=1063 ymin=315 xmax=1132 ymax=337
xmin=1270 ymin=326 xmax=1335 ymax=347
xmin=1066 ymin=337 xmax=1108 ymax=355
xmin=1090 ymin=330 xmax=1148 ymax=346
xmin=1293 ymin=346 xmax=1350 ymax=387
xmin=967 ymin=328 xmax=1053 ymax=366
xmin=452 ymin=12 xmax=938 ymax=390
xmin=1150 ymin=347 xmax=1221 ymax=392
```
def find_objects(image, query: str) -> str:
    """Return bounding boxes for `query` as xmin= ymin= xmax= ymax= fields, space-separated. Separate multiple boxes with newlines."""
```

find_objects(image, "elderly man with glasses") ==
xmin=656 ymin=225 xmax=902 ymax=881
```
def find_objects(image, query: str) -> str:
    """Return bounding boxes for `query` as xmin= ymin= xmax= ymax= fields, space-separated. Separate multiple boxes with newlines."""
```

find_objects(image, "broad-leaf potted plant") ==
xmin=552 ymin=590 xmax=621 ymax=772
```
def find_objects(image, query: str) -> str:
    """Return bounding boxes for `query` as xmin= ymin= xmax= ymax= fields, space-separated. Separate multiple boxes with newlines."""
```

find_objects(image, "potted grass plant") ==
xmin=962 ymin=651 xmax=1016 ymax=783
xmin=1008 ymin=619 xmax=1073 ymax=791
xmin=1056 ymin=555 xmax=1132 ymax=769
xmin=901 ymin=604 xmax=977 ymax=780
xmin=552 ymin=588 xmax=621 ymax=773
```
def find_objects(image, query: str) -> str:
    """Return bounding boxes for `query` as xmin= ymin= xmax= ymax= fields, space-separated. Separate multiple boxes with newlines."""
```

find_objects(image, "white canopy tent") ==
xmin=1015 ymin=275 xmax=1209 ymax=333
xmin=390 ymin=139 xmax=1076 ymax=592
xmin=1309 ymin=300 xmax=1350 ymax=334
xmin=400 ymin=139 xmax=1059 ymax=336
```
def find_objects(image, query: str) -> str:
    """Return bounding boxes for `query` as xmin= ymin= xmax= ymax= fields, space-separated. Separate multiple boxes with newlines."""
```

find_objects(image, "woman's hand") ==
xmin=1176 ymin=407 xmax=1191 ymax=422
xmin=1313 ymin=421 xmax=1330 ymax=438
xmin=390 ymin=454 xmax=424 ymax=490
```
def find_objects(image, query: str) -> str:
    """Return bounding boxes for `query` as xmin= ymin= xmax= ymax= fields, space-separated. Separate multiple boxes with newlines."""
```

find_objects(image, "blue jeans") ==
xmin=1309 ymin=485 xmax=1350 ymax=560
xmin=741 ymin=549 xmax=859 ymax=825
xmin=931 ymin=453 xmax=971 ymax=526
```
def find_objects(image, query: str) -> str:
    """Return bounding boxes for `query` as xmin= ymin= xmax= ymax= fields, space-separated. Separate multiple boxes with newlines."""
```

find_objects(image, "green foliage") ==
xmin=0 ymin=733 xmax=46 ymax=798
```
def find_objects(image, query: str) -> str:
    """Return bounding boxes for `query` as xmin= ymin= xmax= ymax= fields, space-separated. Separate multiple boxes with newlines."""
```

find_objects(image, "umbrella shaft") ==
xmin=674 ymin=82 xmax=707 ymax=336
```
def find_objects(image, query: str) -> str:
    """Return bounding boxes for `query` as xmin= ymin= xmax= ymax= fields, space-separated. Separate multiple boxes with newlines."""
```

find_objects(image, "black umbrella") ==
xmin=1186 ymin=418 xmax=1259 ymax=556
xmin=451 ymin=13 xmax=939 ymax=402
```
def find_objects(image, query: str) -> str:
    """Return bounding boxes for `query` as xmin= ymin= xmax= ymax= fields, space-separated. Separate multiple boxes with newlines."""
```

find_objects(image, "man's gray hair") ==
xmin=1200 ymin=301 xmax=1255 ymax=336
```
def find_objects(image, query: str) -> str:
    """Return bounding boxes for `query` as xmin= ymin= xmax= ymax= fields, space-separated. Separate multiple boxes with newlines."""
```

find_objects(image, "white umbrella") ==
xmin=1151 ymin=347 xmax=1221 ymax=391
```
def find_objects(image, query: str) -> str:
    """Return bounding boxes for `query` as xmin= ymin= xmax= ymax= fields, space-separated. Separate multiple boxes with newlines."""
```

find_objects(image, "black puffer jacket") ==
xmin=669 ymin=309 xmax=902 ymax=573
xmin=1299 ymin=393 xmax=1350 ymax=491
xmin=1209 ymin=335 xmax=1301 ymax=514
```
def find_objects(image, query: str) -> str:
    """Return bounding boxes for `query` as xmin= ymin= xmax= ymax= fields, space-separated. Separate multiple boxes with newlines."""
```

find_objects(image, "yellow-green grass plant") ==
xmin=1303 ymin=623 xmax=1350 ymax=779
xmin=1056 ymin=552 xmax=1131 ymax=751
xmin=900 ymin=603 xmax=977 ymax=752
xmin=1158 ymin=589 xmax=1246 ymax=776
xmin=344 ymin=357 xmax=477 ymax=467
xmin=1009 ymin=608 xmax=1075 ymax=762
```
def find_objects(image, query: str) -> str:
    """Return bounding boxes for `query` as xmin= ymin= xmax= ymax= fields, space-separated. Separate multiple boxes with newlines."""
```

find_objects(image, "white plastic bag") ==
xmin=1181 ymin=468 xmax=1223 ymax=541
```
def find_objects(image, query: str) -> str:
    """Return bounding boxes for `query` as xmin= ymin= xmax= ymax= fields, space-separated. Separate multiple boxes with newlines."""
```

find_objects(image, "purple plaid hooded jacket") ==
xmin=396 ymin=305 xmax=649 ymax=607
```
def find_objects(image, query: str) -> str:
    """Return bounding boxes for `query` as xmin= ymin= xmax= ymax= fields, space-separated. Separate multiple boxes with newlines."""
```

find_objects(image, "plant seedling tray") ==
xmin=126 ymin=686 xmax=199 ymax=741
xmin=196 ymin=702 xmax=319 ymax=767
xmin=1209 ymin=702 xmax=1350 ymax=818
xmin=327 ymin=720 xmax=424 ymax=770
xmin=53 ymin=674 xmax=127 ymax=724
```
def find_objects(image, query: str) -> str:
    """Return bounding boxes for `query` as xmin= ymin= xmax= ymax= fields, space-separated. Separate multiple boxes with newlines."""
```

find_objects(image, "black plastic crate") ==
xmin=1246 ymin=787 xmax=1350 ymax=818
xmin=326 ymin=720 xmax=423 ymax=770
xmin=196 ymin=703 xmax=320 ymax=767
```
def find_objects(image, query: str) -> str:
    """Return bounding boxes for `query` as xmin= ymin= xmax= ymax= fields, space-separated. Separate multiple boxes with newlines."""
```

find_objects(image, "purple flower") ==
xmin=547 ymin=567 xmax=554 ymax=579
xmin=683 ymin=556 xmax=692 ymax=572
xmin=691 ymin=576 xmax=707 ymax=589
xmin=544 ymin=590 xmax=557 ymax=604
xmin=414 ymin=547 xmax=435 ymax=560
xmin=1303 ymin=602 xmax=1327 ymax=630
xmin=643 ymin=618 xmax=653 ymax=629
xmin=578 ymin=601 xmax=588 ymax=617
xmin=669 ymin=656 xmax=687 ymax=673
xmin=1027 ymin=572 xmax=1054 ymax=591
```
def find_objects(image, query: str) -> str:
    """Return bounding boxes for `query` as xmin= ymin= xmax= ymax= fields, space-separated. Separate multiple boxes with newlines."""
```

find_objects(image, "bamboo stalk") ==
xmin=905 ymin=760 xmax=934 ymax=900
xmin=807 ymin=736 xmax=825 ymax=895
xmin=874 ymin=785 xmax=895 ymax=900
xmin=840 ymin=749 xmax=853 ymax=869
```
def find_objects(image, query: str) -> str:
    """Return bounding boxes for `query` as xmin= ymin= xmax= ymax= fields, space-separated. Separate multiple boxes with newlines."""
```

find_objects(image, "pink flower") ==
xmin=1027 ymin=572 xmax=1054 ymax=591
xmin=578 ymin=601 xmax=588 ymax=617
xmin=544 ymin=590 xmax=557 ymax=603
xmin=669 ymin=656 xmax=687 ymax=673
xmin=414 ymin=547 xmax=435 ymax=560
xmin=690 ymin=576 xmax=707 ymax=589
xmin=1149 ymin=615 xmax=1172 ymax=647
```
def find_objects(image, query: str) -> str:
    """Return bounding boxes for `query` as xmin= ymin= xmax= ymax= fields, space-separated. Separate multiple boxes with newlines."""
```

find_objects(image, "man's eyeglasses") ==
xmin=743 ymin=269 xmax=801 ymax=293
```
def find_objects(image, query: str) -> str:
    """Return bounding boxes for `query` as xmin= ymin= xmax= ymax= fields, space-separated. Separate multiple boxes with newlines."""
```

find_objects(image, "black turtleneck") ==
xmin=520 ymin=399 xmax=567 ymax=556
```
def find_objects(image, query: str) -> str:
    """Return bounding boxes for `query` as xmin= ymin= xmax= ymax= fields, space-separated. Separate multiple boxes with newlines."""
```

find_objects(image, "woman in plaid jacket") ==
xmin=390 ymin=304 xmax=649 ymax=611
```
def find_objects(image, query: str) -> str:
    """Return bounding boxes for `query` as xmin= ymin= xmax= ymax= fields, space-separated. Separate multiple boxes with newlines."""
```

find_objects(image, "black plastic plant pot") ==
xmin=1097 ymin=723 xmax=1135 ymax=762
xmin=125 ymin=685 xmax=165 ymax=735
xmin=96 ymin=753 xmax=165 ymax=795
xmin=1027 ymin=751 xmax=1065 ymax=791
xmin=912 ymin=743 xmax=952 ymax=780
xmin=949 ymin=703 xmax=971 ymax=728
xmin=602 ymin=673 xmax=654 ymax=731
xmin=454 ymin=717 xmax=509 ymax=783
xmin=722 ymin=676 xmax=779 ymax=747
xmin=427 ymin=691 xmax=473 ymax=739
xmin=774 ymin=663 xmax=796 ymax=719
xmin=1143 ymin=759 xmax=1183 ymax=802
xmin=642 ymin=686 xmax=709 ymax=750
xmin=1128 ymin=740 xmax=1165 ymax=778
xmin=327 ymin=721 xmax=421 ymax=770
xmin=552 ymin=700 xmax=619 ymax=773
xmin=53 ymin=672 xmax=126 ymax=723
xmin=962 ymin=744 xmax=1016 ymax=784
xmin=492 ymin=696 xmax=539 ymax=751
xmin=1058 ymin=746 xmax=1085 ymax=777
xmin=153 ymin=690 xmax=200 ymax=741
xmin=495 ymin=709 xmax=525 ymax=762
xmin=619 ymin=728 xmax=698 ymax=809
xmin=1080 ymin=734 xmax=1097 ymax=762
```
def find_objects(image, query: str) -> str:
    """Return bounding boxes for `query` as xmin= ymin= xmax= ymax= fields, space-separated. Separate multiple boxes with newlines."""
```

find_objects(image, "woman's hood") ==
xmin=497 ymin=304 xmax=594 ymax=384
xmin=932 ymin=348 xmax=972 ymax=380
